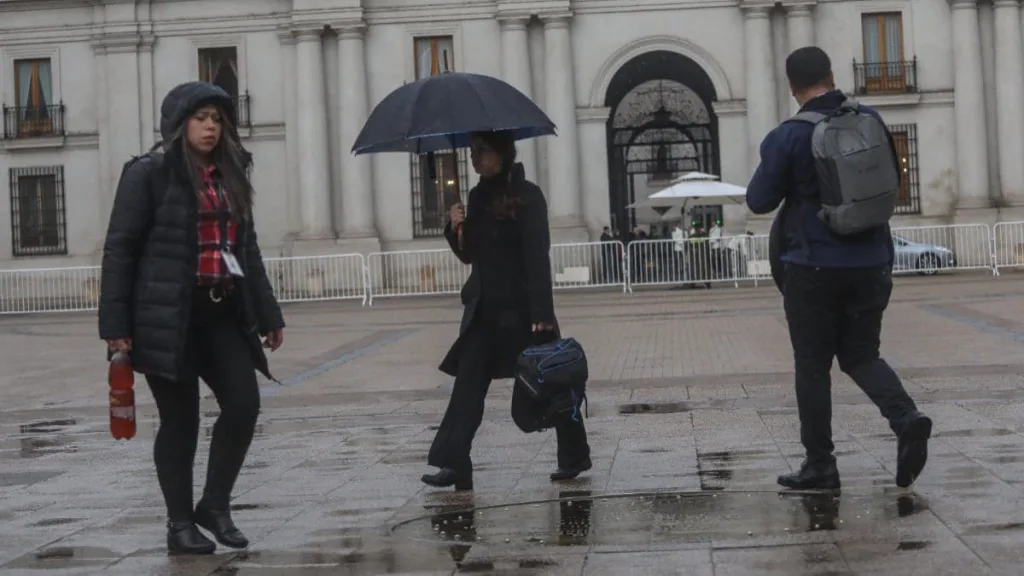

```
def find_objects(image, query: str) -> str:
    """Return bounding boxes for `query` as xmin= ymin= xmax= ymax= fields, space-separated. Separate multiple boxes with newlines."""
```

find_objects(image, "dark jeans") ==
xmin=428 ymin=321 xmax=590 ymax=473
xmin=783 ymin=263 xmax=918 ymax=465
xmin=145 ymin=287 xmax=261 ymax=522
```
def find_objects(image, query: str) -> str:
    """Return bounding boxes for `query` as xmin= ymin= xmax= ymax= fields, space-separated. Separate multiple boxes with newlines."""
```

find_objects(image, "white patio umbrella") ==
xmin=628 ymin=172 xmax=747 ymax=221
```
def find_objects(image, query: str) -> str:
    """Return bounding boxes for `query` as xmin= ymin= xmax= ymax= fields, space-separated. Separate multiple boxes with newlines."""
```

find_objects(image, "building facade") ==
xmin=0 ymin=0 xmax=1019 ymax=267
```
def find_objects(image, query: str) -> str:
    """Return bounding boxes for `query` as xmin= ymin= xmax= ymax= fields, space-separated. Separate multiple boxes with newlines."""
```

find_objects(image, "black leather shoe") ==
xmin=166 ymin=520 xmax=216 ymax=555
xmin=777 ymin=460 xmax=841 ymax=491
xmin=194 ymin=501 xmax=249 ymax=549
xmin=550 ymin=457 xmax=593 ymax=481
xmin=421 ymin=468 xmax=473 ymax=491
xmin=896 ymin=412 xmax=932 ymax=488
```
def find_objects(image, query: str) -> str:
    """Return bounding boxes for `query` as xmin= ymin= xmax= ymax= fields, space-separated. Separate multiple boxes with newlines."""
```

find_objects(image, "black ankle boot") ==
xmin=421 ymin=468 xmax=473 ymax=491
xmin=897 ymin=412 xmax=932 ymax=488
xmin=550 ymin=457 xmax=593 ymax=481
xmin=166 ymin=520 xmax=216 ymax=555
xmin=195 ymin=501 xmax=249 ymax=549
xmin=777 ymin=459 xmax=841 ymax=491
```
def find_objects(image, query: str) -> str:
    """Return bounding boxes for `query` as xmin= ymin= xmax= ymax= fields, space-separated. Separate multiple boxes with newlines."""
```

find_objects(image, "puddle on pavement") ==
xmin=5 ymin=546 xmax=119 ymax=569
xmin=14 ymin=418 xmax=78 ymax=459
xmin=29 ymin=517 xmax=84 ymax=527
xmin=935 ymin=428 xmax=1016 ymax=438
xmin=619 ymin=402 xmax=693 ymax=415
xmin=392 ymin=490 xmax=931 ymax=551
xmin=0 ymin=470 xmax=62 ymax=488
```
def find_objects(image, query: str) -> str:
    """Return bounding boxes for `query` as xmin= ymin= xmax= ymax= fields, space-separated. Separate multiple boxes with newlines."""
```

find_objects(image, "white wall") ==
xmin=0 ymin=0 xmax=1012 ymax=267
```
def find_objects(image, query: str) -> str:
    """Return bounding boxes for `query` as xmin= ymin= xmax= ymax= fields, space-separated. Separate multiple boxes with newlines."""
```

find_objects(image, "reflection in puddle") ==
xmin=17 ymin=419 xmax=77 ymax=459
xmin=935 ymin=428 xmax=1015 ymax=438
xmin=4 ymin=546 xmax=119 ymax=569
xmin=394 ymin=490 xmax=932 ymax=555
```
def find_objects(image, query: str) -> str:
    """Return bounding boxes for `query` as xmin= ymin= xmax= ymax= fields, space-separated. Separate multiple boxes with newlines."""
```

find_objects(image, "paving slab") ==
xmin=3 ymin=275 xmax=1024 ymax=574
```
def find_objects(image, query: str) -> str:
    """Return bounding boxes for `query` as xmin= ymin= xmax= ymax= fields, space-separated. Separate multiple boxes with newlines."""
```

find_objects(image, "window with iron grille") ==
xmin=410 ymin=150 xmax=469 ymax=237
xmin=888 ymin=124 xmax=920 ymax=215
xmin=9 ymin=166 xmax=67 ymax=256
xmin=410 ymin=35 xmax=468 ymax=237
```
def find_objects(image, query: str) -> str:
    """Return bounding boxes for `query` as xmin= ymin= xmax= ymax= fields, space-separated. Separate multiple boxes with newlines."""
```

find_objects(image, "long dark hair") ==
xmin=163 ymin=103 xmax=254 ymax=221
xmin=477 ymin=130 xmax=525 ymax=219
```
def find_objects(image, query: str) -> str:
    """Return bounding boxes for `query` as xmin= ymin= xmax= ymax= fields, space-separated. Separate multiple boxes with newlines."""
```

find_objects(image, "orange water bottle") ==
xmin=109 ymin=351 xmax=136 ymax=440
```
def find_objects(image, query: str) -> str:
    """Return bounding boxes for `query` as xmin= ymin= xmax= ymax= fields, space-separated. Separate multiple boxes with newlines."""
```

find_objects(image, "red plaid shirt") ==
xmin=196 ymin=165 xmax=238 ymax=286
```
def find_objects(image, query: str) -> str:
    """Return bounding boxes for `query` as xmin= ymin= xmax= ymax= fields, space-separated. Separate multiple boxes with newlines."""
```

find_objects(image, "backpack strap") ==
xmin=786 ymin=110 xmax=829 ymax=125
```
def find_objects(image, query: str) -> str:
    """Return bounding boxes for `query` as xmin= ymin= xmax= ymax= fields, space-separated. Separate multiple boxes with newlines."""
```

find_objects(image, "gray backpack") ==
xmin=789 ymin=99 xmax=899 ymax=236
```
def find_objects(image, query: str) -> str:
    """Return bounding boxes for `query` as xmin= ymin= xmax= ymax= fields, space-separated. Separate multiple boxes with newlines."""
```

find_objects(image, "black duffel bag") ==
xmin=511 ymin=336 xmax=588 ymax=433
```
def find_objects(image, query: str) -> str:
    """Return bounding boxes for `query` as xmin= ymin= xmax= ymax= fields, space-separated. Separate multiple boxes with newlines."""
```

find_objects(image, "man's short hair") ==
xmin=786 ymin=47 xmax=832 ymax=91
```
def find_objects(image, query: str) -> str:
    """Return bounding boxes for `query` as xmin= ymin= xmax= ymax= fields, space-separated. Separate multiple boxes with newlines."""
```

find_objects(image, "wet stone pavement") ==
xmin=6 ymin=276 xmax=1024 ymax=574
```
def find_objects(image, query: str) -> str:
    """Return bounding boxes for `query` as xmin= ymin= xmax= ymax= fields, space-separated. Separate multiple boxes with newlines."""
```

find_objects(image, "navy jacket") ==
xmin=746 ymin=90 xmax=895 ymax=271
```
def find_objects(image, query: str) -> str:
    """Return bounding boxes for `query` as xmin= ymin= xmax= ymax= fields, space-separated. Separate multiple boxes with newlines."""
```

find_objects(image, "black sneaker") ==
xmin=778 ymin=460 xmax=840 ymax=491
xmin=896 ymin=412 xmax=932 ymax=488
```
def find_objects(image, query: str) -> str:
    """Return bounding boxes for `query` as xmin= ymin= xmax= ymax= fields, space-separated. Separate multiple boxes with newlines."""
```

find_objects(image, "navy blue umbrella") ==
xmin=351 ymin=72 xmax=557 ymax=155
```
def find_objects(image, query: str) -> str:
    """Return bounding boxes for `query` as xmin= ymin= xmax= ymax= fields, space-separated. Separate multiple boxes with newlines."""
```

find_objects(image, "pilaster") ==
xmin=337 ymin=22 xmax=380 ymax=246
xmin=500 ymin=16 xmax=539 ymax=184
xmin=541 ymin=13 xmax=585 ymax=235
xmin=742 ymin=3 xmax=778 ymax=179
xmin=949 ymin=0 xmax=993 ymax=208
xmin=993 ymin=0 xmax=1024 ymax=204
xmin=293 ymin=26 xmax=336 ymax=240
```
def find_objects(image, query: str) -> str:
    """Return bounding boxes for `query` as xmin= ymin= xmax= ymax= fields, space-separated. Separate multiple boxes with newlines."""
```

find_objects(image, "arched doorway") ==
xmin=605 ymin=50 xmax=720 ymax=236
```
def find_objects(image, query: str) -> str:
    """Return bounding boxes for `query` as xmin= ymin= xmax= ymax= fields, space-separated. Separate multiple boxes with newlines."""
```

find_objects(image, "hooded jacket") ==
xmin=98 ymin=81 xmax=284 ymax=381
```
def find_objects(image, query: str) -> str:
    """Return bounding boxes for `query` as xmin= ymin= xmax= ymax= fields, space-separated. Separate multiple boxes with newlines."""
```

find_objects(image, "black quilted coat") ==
xmin=97 ymin=81 xmax=284 ymax=381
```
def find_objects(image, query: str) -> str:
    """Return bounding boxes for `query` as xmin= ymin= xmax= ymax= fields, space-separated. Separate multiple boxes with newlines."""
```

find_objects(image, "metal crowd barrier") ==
xmin=2 ymin=223 xmax=1023 ymax=315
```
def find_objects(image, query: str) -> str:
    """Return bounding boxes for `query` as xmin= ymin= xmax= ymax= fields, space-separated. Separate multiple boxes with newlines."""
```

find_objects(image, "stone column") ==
xmin=576 ymin=107 xmax=611 ymax=237
xmin=786 ymin=3 xmax=815 ymax=115
xmin=500 ymin=17 xmax=539 ymax=184
xmin=994 ymin=0 xmax=1024 ymax=204
xmin=294 ymin=28 xmax=335 ymax=239
xmin=743 ymin=5 xmax=778 ymax=178
xmin=277 ymin=28 xmax=302 ymax=238
xmin=950 ymin=0 xmax=992 ymax=208
xmin=542 ymin=15 xmax=583 ymax=229
xmin=337 ymin=25 xmax=378 ymax=238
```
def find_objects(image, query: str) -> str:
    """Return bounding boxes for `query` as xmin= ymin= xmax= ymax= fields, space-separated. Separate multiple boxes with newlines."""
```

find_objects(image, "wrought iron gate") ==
xmin=606 ymin=79 xmax=718 ymax=234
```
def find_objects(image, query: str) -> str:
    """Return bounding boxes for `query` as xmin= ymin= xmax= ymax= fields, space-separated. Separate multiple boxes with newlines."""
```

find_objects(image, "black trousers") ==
xmin=783 ymin=264 xmax=918 ymax=465
xmin=428 ymin=322 xmax=590 ymax=473
xmin=145 ymin=287 xmax=261 ymax=522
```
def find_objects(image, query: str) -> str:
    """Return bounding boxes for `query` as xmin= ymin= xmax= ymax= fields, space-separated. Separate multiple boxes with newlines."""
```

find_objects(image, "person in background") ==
xmin=422 ymin=130 xmax=591 ymax=491
xmin=745 ymin=47 xmax=930 ymax=492
xmin=98 ymin=81 xmax=285 ymax=555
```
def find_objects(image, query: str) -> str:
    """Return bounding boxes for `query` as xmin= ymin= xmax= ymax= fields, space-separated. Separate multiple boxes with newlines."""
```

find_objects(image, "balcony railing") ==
xmin=232 ymin=92 xmax=251 ymax=129
xmin=853 ymin=58 xmax=918 ymax=95
xmin=2 ymin=104 xmax=66 ymax=139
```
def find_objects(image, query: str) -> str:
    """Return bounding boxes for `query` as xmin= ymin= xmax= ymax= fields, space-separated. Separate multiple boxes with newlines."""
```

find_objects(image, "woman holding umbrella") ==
xmin=351 ymin=71 xmax=592 ymax=490
xmin=421 ymin=130 xmax=592 ymax=490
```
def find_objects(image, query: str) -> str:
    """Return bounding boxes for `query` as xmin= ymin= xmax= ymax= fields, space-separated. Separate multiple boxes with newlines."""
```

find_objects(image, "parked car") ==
xmin=892 ymin=235 xmax=956 ymax=275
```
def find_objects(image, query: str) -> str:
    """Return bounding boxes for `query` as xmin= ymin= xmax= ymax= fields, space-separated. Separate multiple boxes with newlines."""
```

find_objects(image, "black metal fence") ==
xmin=2 ymin=104 xmax=66 ymax=139
xmin=853 ymin=58 xmax=918 ymax=95
xmin=9 ymin=166 xmax=67 ymax=257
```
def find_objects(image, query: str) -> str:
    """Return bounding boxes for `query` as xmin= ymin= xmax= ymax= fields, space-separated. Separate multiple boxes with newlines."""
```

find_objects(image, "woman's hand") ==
xmin=107 ymin=338 xmax=132 ymax=352
xmin=531 ymin=322 xmax=554 ymax=333
xmin=449 ymin=203 xmax=465 ymax=228
xmin=263 ymin=329 xmax=284 ymax=351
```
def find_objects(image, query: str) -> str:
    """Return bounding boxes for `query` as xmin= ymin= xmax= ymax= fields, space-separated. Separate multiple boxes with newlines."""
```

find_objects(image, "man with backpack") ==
xmin=746 ymin=47 xmax=932 ymax=491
